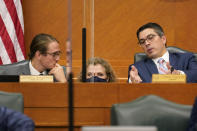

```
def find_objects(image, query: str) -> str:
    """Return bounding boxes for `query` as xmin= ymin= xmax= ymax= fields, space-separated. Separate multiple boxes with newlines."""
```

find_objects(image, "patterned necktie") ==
xmin=157 ymin=58 xmax=168 ymax=74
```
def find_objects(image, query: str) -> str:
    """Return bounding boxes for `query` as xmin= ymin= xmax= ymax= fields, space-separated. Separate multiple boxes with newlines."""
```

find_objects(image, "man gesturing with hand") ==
xmin=128 ymin=22 xmax=197 ymax=83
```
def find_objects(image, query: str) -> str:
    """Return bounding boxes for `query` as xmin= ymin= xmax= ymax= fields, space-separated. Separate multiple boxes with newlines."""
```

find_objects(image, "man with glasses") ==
xmin=128 ymin=22 xmax=197 ymax=83
xmin=0 ymin=33 xmax=67 ymax=83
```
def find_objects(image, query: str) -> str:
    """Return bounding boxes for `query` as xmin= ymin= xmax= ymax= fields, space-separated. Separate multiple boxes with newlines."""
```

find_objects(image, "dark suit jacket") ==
xmin=128 ymin=52 xmax=197 ymax=83
xmin=188 ymin=97 xmax=197 ymax=131
xmin=0 ymin=107 xmax=34 ymax=131
xmin=0 ymin=60 xmax=66 ymax=82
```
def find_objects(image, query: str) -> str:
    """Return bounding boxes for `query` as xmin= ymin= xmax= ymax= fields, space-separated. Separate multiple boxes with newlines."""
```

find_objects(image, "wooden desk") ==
xmin=0 ymin=83 xmax=196 ymax=131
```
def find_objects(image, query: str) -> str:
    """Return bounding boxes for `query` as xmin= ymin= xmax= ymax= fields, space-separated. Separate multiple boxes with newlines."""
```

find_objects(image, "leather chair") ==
xmin=0 ymin=60 xmax=28 ymax=75
xmin=134 ymin=46 xmax=197 ymax=63
xmin=0 ymin=91 xmax=23 ymax=112
xmin=111 ymin=95 xmax=192 ymax=131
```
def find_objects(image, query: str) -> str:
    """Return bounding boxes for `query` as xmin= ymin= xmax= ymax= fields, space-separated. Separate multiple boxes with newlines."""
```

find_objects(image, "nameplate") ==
xmin=152 ymin=74 xmax=186 ymax=83
xmin=20 ymin=75 xmax=54 ymax=83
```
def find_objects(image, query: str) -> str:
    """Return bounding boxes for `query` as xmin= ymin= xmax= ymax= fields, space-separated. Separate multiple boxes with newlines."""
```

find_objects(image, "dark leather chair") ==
xmin=134 ymin=46 xmax=197 ymax=63
xmin=0 ymin=91 xmax=23 ymax=113
xmin=111 ymin=95 xmax=192 ymax=131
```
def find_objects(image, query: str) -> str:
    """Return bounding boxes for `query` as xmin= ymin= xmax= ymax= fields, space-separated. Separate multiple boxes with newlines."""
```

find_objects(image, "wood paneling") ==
xmin=22 ymin=0 xmax=197 ymax=81
xmin=0 ymin=83 xmax=196 ymax=131
xmin=118 ymin=83 xmax=197 ymax=104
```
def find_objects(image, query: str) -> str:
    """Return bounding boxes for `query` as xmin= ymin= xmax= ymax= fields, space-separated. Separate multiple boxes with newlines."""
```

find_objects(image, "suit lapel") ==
xmin=145 ymin=58 xmax=158 ymax=74
xmin=169 ymin=53 xmax=176 ymax=67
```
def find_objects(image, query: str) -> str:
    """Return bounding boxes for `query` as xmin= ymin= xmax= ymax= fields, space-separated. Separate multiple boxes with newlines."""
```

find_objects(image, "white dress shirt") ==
xmin=152 ymin=51 xmax=169 ymax=71
xmin=129 ymin=51 xmax=184 ymax=83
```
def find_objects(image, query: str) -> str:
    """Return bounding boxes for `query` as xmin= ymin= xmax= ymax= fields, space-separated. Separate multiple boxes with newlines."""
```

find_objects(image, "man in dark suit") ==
xmin=128 ymin=22 xmax=197 ymax=83
xmin=0 ymin=33 xmax=67 ymax=83
xmin=0 ymin=107 xmax=34 ymax=131
xmin=188 ymin=97 xmax=197 ymax=131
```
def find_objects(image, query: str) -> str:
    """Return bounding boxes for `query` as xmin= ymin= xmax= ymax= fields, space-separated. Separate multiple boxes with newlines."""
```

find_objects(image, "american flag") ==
xmin=0 ymin=0 xmax=26 ymax=65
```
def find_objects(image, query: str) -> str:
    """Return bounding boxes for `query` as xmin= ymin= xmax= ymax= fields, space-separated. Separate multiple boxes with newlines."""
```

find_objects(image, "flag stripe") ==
xmin=0 ymin=0 xmax=25 ymax=64
xmin=4 ymin=0 xmax=26 ymax=57
xmin=0 ymin=57 xmax=2 ymax=65
xmin=0 ymin=15 xmax=17 ymax=63
xmin=0 ymin=38 xmax=11 ymax=64
xmin=14 ymin=0 xmax=24 ymax=33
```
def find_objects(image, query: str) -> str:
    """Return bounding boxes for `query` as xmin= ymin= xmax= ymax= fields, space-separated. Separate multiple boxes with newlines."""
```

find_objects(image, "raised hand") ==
xmin=166 ymin=62 xmax=181 ymax=74
xmin=48 ymin=63 xmax=67 ymax=83
xmin=129 ymin=65 xmax=142 ymax=83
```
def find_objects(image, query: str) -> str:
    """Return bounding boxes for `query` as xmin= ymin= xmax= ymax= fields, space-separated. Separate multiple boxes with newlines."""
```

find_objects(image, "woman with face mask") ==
xmin=78 ymin=57 xmax=117 ymax=82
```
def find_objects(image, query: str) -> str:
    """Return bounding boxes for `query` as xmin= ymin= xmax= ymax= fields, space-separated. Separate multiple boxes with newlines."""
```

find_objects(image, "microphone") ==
xmin=170 ymin=67 xmax=174 ymax=74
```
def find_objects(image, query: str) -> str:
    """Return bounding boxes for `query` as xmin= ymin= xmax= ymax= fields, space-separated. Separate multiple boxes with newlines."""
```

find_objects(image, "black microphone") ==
xmin=170 ymin=67 xmax=174 ymax=74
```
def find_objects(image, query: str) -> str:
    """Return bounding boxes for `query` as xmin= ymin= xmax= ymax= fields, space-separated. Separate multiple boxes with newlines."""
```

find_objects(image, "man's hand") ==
xmin=129 ymin=65 xmax=142 ymax=83
xmin=166 ymin=62 xmax=181 ymax=74
xmin=48 ymin=63 xmax=67 ymax=83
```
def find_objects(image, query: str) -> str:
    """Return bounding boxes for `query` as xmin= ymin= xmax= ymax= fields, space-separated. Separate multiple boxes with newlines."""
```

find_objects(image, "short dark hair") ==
xmin=28 ymin=33 xmax=59 ymax=60
xmin=136 ymin=22 xmax=164 ymax=40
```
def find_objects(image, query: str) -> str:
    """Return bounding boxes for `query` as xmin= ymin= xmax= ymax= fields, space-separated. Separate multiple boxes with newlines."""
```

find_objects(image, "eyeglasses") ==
xmin=46 ymin=51 xmax=61 ymax=58
xmin=138 ymin=34 xmax=158 ymax=45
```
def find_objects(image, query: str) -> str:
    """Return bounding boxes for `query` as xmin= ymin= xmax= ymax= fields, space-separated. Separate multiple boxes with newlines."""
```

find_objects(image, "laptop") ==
xmin=0 ymin=75 xmax=19 ymax=82
xmin=82 ymin=126 xmax=157 ymax=131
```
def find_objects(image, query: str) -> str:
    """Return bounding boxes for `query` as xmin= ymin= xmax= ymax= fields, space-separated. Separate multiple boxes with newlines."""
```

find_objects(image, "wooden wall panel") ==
xmin=0 ymin=83 xmax=197 ymax=131
xmin=22 ymin=0 xmax=197 ymax=80
xmin=174 ymin=0 xmax=197 ymax=52
xmin=22 ymin=0 xmax=68 ymax=60
xmin=118 ymin=83 xmax=197 ymax=105
xmin=94 ymin=0 xmax=175 ymax=60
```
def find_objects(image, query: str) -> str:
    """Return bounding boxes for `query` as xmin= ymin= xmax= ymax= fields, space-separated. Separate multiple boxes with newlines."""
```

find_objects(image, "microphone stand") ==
xmin=68 ymin=72 xmax=73 ymax=131
xmin=82 ymin=27 xmax=86 ymax=82
xmin=67 ymin=0 xmax=74 ymax=130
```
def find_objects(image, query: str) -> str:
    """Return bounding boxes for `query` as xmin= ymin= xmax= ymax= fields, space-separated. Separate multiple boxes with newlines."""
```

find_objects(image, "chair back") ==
xmin=134 ymin=46 xmax=197 ymax=63
xmin=0 ymin=60 xmax=28 ymax=75
xmin=111 ymin=95 xmax=192 ymax=131
xmin=0 ymin=91 xmax=24 ymax=112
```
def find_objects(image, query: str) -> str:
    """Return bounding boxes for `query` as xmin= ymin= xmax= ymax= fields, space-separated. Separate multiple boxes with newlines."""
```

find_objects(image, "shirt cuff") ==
xmin=178 ymin=70 xmax=185 ymax=74
xmin=128 ymin=78 xmax=132 ymax=83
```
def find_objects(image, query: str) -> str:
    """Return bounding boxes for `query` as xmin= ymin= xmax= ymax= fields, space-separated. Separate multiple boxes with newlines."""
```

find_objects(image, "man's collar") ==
xmin=152 ymin=51 xmax=169 ymax=65
xmin=152 ymin=51 xmax=169 ymax=62
xmin=29 ymin=61 xmax=47 ymax=75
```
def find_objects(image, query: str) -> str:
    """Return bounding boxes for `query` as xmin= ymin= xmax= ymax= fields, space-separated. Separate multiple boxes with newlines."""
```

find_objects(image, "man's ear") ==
xmin=35 ymin=51 xmax=42 ymax=59
xmin=161 ymin=35 xmax=167 ymax=46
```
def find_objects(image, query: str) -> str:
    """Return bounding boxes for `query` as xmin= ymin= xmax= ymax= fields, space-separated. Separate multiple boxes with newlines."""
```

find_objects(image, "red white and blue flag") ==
xmin=0 ymin=0 xmax=26 ymax=65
